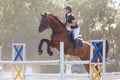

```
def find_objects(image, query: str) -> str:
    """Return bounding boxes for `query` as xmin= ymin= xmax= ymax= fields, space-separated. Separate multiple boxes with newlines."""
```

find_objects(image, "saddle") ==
xmin=68 ymin=31 xmax=83 ymax=47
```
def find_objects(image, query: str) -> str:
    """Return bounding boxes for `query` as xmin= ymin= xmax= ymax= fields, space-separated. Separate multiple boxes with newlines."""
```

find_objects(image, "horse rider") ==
xmin=64 ymin=5 xmax=80 ymax=52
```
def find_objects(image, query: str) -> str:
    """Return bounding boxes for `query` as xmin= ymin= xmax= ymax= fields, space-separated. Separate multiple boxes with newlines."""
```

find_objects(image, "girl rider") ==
xmin=64 ymin=5 xmax=80 ymax=52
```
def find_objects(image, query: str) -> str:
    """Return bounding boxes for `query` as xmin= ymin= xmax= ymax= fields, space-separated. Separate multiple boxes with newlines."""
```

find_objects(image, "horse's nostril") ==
xmin=38 ymin=25 xmax=47 ymax=32
xmin=39 ymin=28 xmax=42 ymax=32
xmin=38 ymin=26 xmax=42 ymax=32
xmin=38 ymin=29 xmax=40 ymax=32
xmin=38 ymin=28 xmax=40 ymax=32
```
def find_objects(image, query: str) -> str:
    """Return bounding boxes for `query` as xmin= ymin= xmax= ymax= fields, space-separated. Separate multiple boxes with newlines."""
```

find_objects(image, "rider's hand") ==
xmin=64 ymin=22 xmax=69 ymax=26
xmin=66 ymin=23 xmax=70 ymax=26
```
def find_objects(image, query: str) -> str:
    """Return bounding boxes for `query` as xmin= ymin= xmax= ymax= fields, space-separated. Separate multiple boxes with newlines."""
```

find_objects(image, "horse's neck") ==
xmin=51 ymin=24 xmax=63 ymax=33
xmin=49 ymin=16 xmax=71 ymax=46
xmin=49 ymin=19 xmax=67 ymax=33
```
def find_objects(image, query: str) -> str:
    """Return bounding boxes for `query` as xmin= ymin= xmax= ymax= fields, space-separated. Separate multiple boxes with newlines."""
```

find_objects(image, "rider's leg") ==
xmin=72 ymin=27 xmax=80 ymax=52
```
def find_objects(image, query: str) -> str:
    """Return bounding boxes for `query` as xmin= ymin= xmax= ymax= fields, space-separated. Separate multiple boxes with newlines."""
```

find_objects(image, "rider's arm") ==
xmin=67 ymin=20 xmax=76 ymax=27
xmin=66 ymin=15 xmax=76 ymax=27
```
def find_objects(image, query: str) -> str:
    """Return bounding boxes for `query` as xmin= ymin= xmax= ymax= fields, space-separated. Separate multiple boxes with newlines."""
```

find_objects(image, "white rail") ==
xmin=0 ymin=60 xmax=60 ymax=65
xmin=25 ymin=73 xmax=89 ymax=78
xmin=1 ymin=41 xmax=119 ymax=80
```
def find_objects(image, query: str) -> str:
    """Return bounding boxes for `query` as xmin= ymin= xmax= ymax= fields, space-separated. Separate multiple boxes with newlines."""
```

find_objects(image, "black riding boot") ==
xmin=73 ymin=39 xmax=78 ymax=52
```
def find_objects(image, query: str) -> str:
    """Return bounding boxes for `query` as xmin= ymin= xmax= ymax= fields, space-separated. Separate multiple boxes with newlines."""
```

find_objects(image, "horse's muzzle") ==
xmin=38 ymin=25 xmax=46 ymax=32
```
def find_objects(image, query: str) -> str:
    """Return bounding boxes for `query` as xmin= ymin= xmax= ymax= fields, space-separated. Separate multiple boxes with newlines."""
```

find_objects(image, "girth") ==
xmin=64 ymin=43 xmax=72 ymax=54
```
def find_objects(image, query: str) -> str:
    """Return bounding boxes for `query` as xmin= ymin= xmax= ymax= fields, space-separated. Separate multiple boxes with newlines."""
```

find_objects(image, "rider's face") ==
xmin=65 ymin=9 xmax=69 ymax=14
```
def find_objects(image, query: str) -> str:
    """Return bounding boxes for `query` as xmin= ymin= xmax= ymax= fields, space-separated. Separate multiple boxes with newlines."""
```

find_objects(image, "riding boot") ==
xmin=73 ymin=39 xmax=78 ymax=52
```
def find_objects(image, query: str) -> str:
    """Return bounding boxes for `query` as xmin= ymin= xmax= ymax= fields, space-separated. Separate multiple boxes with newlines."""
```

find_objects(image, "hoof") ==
xmin=38 ymin=49 xmax=43 ymax=55
xmin=48 ymin=51 xmax=53 ymax=56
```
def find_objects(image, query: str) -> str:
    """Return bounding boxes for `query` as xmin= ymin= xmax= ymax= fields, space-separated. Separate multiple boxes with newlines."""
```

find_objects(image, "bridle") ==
xmin=41 ymin=14 xmax=49 ymax=28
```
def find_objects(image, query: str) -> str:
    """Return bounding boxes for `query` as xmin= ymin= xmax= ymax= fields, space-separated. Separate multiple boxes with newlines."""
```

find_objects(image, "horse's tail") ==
xmin=105 ymin=40 xmax=109 ymax=55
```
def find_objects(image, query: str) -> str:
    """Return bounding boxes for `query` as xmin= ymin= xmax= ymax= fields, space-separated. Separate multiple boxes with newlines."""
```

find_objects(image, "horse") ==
xmin=38 ymin=13 xmax=109 ymax=73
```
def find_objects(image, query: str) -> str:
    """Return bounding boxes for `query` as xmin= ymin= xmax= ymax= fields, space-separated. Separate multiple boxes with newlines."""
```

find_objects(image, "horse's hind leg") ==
xmin=80 ymin=57 xmax=90 ymax=73
xmin=80 ymin=58 xmax=98 ymax=74
xmin=83 ymin=64 xmax=90 ymax=73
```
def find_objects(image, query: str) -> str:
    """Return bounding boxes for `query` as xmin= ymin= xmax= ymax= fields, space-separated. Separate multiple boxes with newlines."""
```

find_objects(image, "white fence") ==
xmin=0 ymin=40 xmax=120 ymax=80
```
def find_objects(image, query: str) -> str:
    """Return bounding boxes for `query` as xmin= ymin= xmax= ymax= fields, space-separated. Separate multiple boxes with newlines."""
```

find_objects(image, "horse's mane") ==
xmin=48 ymin=14 xmax=67 ymax=29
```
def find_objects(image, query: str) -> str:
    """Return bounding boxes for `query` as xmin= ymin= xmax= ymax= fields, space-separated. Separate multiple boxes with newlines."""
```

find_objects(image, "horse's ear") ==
xmin=45 ymin=13 xmax=47 ymax=16
xmin=40 ymin=13 xmax=43 ymax=16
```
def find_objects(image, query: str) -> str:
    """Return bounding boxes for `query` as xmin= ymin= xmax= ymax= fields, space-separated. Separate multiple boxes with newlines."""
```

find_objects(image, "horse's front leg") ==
xmin=38 ymin=39 xmax=44 ymax=55
xmin=38 ymin=39 xmax=53 ymax=56
xmin=47 ymin=42 xmax=53 ymax=56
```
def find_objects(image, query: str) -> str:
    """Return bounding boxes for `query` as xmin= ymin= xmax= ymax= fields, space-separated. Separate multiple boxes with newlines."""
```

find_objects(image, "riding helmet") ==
xmin=64 ymin=5 xmax=72 ymax=12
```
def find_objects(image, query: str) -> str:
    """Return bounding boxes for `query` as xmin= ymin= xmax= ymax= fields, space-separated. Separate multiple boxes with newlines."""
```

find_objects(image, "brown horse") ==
xmin=38 ymin=13 xmax=109 ymax=73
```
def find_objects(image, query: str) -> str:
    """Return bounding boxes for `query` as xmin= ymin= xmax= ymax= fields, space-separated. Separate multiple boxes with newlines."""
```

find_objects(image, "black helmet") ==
xmin=64 ymin=5 xmax=72 ymax=12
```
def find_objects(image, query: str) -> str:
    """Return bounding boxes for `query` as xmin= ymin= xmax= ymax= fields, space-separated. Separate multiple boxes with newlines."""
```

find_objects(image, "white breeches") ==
xmin=72 ymin=27 xmax=80 ymax=39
